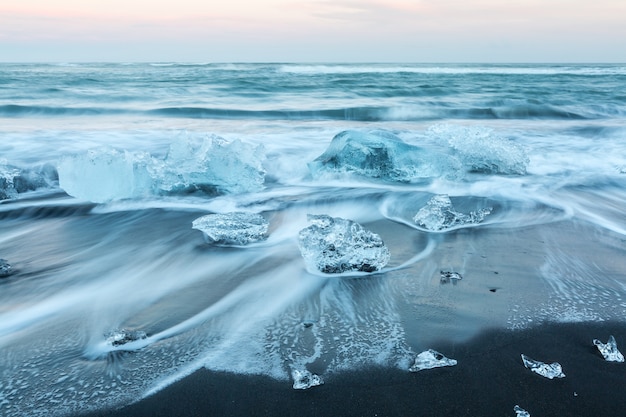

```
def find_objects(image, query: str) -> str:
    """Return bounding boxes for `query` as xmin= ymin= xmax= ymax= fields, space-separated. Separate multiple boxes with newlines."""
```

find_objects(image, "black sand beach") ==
xmin=81 ymin=321 xmax=626 ymax=417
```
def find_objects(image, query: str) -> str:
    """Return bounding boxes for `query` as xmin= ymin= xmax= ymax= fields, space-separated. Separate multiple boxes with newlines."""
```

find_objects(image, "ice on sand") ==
xmin=409 ymin=349 xmax=457 ymax=372
xmin=291 ymin=369 xmax=323 ymax=390
xmin=0 ymin=259 xmax=12 ymax=277
xmin=297 ymin=214 xmax=390 ymax=274
xmin=105 ymin=329 xmax=147 ymax=347
xmin=514 ymin=405 xmax=531 ymax=417
xmin=192 ymin=212 xmax=269 ymax=245
xmin=521 ymin=354 xmax=565 ymax=379
xmin=593 ymin=335 xmax=625 ymax=362
xmin=413 ymin=194 xmax=491 ymax=231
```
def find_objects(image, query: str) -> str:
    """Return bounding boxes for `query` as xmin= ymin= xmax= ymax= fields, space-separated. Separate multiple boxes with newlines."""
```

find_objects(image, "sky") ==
xmin=1 ymin=0 xmax=625 ymax=62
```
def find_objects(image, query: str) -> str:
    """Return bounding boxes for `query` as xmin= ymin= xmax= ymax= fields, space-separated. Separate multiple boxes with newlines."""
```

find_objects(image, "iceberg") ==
xmin=514 ymin=405 xmax=531 ymax=417
xmin=297 ymin=214 xmax=390 ymax=274
xmin=291 ymin=369 xmax=324 ymax=390
xmin=409 ymin=349 xmax=457 ymax=372
xmin=413 ymin=194 xmax=492 ymax=231
xmin=521 ymin=354 xmax=565 ymax=379
xmin=593 ymin=335 xmax=625 ymax=362
xmin=308 ymin=130 xmax=460 ymax=182
xmin=57 ymin=136 xmax=266 ymax=203
xmin=428 ymin=124 xmax=529 ymax=175
xmin=105 ymin=329 xmax=147 ymax=347
xmin=0 ymin=259 xmax=12 ymax=277
xmin=192 ymin=212 xmax=269 ymax=245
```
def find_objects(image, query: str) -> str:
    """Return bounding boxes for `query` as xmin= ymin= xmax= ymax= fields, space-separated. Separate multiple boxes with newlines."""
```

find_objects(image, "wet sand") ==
xmin=81 ymin=321 xmax=626 ymax=417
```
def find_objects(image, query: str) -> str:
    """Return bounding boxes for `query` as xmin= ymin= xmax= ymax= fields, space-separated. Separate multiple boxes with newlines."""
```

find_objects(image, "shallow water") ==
xmin=1 ymin=63 xmax=626 ymax=416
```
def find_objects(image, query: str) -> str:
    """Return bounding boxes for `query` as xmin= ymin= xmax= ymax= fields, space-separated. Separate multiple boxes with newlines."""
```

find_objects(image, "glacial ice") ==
xmin=105 ymin=329 xmax=147 ymax=347
xmin=440 ymin=271 xmax=462 ymax=284
xmin=57 ymin=136 xmax=266 ymax=203
xmin=413 ymin=194 xmax=492 ymax=231
xmin=428 ymin=124 xmax=529 ymax=175
xmin=192 ymin=212 xmax=269 ymax=245
xmin=593 ymin=335 xmax=625 ymax=362
xmin=291 ymin=369 xmax=324 ymax=390
xmin=308 ymin=130 xmax=460 ymax=182
xmin=409 ymin=349 xmax=457 ymax=372
xmin=514 ymin=405 xmax=531 ymax=417
xmin=0 ymin=259 xmax=12 ymax=277
xmin=521 ymin=354 xmax=565 ymax=379
xmin=297 ymin=214 xmax=390 ymax=273
xmin=1 ymin=163 xmax=58 ymax=200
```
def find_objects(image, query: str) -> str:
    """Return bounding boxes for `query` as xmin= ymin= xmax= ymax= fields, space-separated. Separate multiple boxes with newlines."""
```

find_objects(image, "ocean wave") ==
xmin=0 ymin=104 xmax=124 ymax=117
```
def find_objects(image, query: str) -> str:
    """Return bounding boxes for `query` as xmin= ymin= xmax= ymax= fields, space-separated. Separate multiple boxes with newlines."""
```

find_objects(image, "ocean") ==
xmin=1 ymin=63 xmax=626 ymax=416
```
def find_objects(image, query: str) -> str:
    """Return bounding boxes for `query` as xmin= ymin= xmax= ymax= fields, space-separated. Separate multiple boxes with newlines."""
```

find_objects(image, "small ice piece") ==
xmin=291 ymin=369 xmax=323 ymax=390
xmin=514 ymin=405 xmax=531 ymax=417
xmin=297 ymin=214 xmax=390 ymax=273
xmin=413 ymin=194 xmax=491 ymax=231
xmin=409 ymin=349 xmax=457 ymax=372
xmin=440 ymin=271 xmax=462 ymax=284
xmin=521 ymin=354 xmax=565 ymax=379
xmin=105 ymin=329 xmax=147 ymax=347
xmin=192 ymin=212 xmax=269 ymax=245
xmin=0 ymin=259 xmax=12 ymax=277
xmin=593 ymin=335 xmax=625 ymax=362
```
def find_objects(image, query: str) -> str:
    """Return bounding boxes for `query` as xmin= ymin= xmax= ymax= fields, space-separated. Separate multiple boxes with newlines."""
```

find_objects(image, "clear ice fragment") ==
xmin=192 ymin=212 xmax=269 ymax=245
xmin=409 ymin=349 xmax=457 ymax=372
xmin=105 ymin=329 xmax=147 ymax=347
xmin=291 ymin=369 xmax=323 ymax=390
xmin=593 ymin=335 xmax=625 ymax=362
xmin=413 ymin=194 xmax=492 ymax=231
xmin=440 ymin=271 xmax=462 ymax=284
xmin=0 ymin=259 xmax=12 ymax=277
xmin=297 ymin=214 xmax=390 ymax=274
xmin=514 ymin=405 xmax=531 ymax=417
xmin=521 ymin=354 xmax=565 ymax=379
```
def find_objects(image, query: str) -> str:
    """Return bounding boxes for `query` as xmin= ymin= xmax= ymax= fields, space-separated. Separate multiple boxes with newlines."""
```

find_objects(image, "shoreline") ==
xmin=80 ymin=321 xmax=626 ymax=417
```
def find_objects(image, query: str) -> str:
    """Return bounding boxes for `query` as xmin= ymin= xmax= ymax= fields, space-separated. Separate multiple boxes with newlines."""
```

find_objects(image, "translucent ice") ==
xmin=413 ymin=194 xmax=492 ymax=231
xmin=593 ymin=335 xmax=625 ymax=362
xmin=57 ymin=136 xmax=266 ymax=203
xmin=192 ymin=212 xmax=269 ymax=245
xmin=105 ymin=329 xmax=147 ymax=347
xmin=429 ymin=124 xmax=529 ymax=175
xmin=308 ymin=130 xmax=460 ymax=182
xmin=0 ymin=259 xmax=12 ymax=277
xmin=521 ymin=354 xmax=565 ymax=379
xmin=1 ymin=163 xmax=58 ymax=200
xmin=440 ymin=271 xmax=463 ymax=284
xmin=297 ymin=214 xmax=390 ymax=274
xmin=291 ymin=369 xmax=324 ymax=390
xmin=409 ymin=349 xmax=457 ymax=372
xmin=514 ymin=405 xmax=531 ymax=417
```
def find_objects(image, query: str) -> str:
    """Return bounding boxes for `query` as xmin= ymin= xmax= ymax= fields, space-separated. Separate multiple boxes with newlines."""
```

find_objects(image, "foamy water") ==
xmin=1 ymin=63 xmax=626 ymax=415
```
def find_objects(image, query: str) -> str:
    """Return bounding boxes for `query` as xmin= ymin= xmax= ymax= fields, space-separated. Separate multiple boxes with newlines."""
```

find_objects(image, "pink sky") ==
xmin=1 ymin=0 xmax=625 ymax=62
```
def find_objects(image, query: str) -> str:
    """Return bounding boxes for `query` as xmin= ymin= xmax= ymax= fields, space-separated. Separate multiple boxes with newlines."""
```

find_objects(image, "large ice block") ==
xmin=413 ymin=194 xmax=491 ymax=231
xmin=514 ymin=405 xmax=531 ymax=417
xmin=297 ymin=214 xmax=390 ymax=273
xmin=0 ymin=259 xmax=12 ymax=277
xmin=291 ymin=369 xmax=323 ymax=390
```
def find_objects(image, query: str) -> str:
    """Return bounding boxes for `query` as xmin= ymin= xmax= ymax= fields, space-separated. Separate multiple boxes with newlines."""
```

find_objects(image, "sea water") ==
xmin=1 ymin=63 xmax=626 ymax=415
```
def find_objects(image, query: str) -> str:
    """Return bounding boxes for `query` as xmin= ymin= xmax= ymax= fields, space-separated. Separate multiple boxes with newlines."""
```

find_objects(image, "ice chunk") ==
xmin=154 ymin=136 xmax=265 ymax=195
xmin=440 ymin=271 xmax=463 ymax=284
xmin=192 ymin=212 xmax=269 ymax=245
xmin=297 ymin=214 xmax=390 ymax=273
xmin=58 ymin=148 xmax=153 ymax=203
xmin=409 ymin=349 xmax=457 ymax=372
xmin=429 ymin=124 xmax=529 ymax=175
xmin=0 ymin=259 xmax=12 ymax=277
xmin=105 ymin=329 xmax=147 ymax=347
xmin=291 ymin=369 xmax=323 ymax=390
xmin=514 ymin=405 xmax=531 ymax=417
xmin=308 ymin=130 xmax=460 ymax=182
xmin=521 ymin=354 xmax=565 ymax=379
xmin=593 ymin=335 xmax=625 ymax=362
xmin=1 ymin=163 xmax=58 ymax=200
xmin=413 ymin=194 xmax=492 ymax=231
